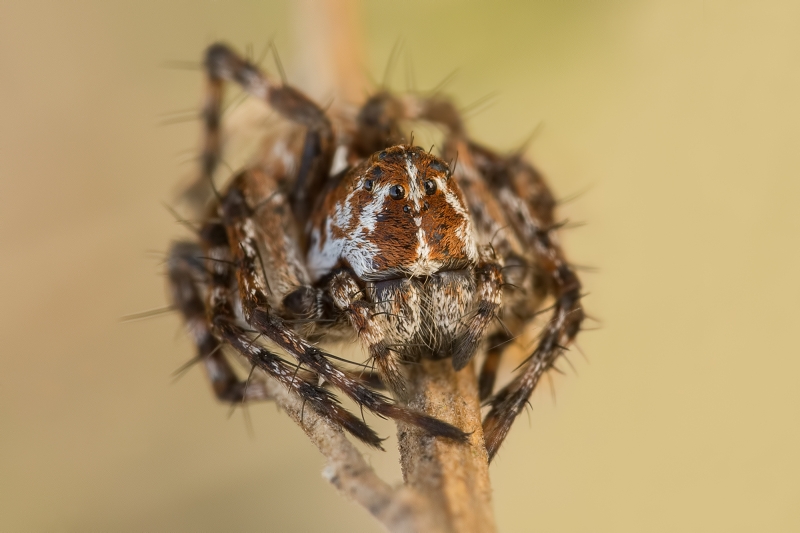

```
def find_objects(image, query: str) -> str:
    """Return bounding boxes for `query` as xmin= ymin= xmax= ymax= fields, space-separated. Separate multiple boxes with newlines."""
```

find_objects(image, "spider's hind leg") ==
xmin=477 ymin=331 xmax=513 ymax=401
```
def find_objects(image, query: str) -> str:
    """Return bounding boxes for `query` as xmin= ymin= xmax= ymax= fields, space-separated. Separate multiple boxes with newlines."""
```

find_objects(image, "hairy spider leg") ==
xmin=197 ymin=221 xmax=385 ymax=448
xmin=451 ymin=247 xmax=505 ymax=370
xmin=468 ymin=147 xmax=584 ymax=461
xmin=189 ymin=43 xmax=334 ymax=226
xmin=168 ymin=240 xmax=271 ymax=403
xmin=325 ymin=269 xmax=407 ymax=396
xmin=477 ymin=331 xmax=513 ymax=401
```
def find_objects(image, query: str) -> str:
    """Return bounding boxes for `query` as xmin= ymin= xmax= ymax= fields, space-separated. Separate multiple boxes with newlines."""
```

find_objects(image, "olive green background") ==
xmin=2 ymin=1 xmax=798 ymax=531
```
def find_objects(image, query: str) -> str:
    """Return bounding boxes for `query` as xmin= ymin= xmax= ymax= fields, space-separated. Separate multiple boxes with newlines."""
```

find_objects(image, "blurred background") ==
xmin=1 ymin=0 xmax=799 ymax=531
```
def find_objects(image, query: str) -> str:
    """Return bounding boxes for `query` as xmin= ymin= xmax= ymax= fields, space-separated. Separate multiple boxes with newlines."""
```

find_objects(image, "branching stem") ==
xmin=262 ymin=356 xmax=495 ymax=532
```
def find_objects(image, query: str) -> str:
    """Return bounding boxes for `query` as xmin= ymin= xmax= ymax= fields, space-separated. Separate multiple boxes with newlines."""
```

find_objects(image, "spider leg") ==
xmin=199 ymin=221 xmax=385 ymax=448
xmin=218 ymin=183 xmax=469 ymax=442
xmin=188 ymin=43 xmax=334 ymax=224
xmin=477 ymin=332 xmax=513 ymax=401
xmin=452 ymin=249 xmax=504 ymax=370
xmin=481 ymin=276 xmax=582 ymax=460
xmin=167 ymin=240 xmax=270 ymax=403
xmin=351 ymin=92 xmax=467 ymax=157
xmin=468 ymin=146 xmax=585 ymax=461
xmin=326 ymin=269 xmax=406 ymax=395
xmin=231 ymin=167 xmax=313 ymax=311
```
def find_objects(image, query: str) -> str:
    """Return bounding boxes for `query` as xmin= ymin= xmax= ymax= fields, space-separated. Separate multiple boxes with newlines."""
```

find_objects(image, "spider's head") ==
xmin=308 ymin=145 xmax=478 ymax=280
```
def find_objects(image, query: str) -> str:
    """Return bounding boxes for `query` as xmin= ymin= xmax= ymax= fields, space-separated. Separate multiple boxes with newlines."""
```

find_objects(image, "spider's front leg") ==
xmin=198 ymin=221 xmax=385 ymax=447
xmin=481 ymin=269 xmax=583 ymax=458
xmin=452 ymin=247 xmax=505 ymax=371
xmin=325 ymin=270 xmax=406 ymax=395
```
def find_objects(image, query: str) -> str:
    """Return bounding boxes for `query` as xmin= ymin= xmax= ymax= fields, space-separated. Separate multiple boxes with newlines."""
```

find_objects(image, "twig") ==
xmin=275 ymin=2 xmax=497 ymax=531
xmin=398 ymin=359 xmax=496 ymax=533
xmin=260 ymin=373 xmax=443 ymax=532
xmin=258 ymin=357 xmax=496 ymax=532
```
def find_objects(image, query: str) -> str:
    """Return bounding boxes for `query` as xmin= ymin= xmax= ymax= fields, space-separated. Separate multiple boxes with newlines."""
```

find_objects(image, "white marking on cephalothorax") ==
xmin=405 ymin=155 xmax=418 ymax=180
xmin=440 ymin=178 xmax=469 ymax=219
xmin=354 ymin=182 xmax=390 ymax=234
xmin=404 ymin=154 xmax=424 ymax=210
xmin=440 ymin=178 xmax=479 ymax=262
xmin=411 ymin=225 xmax=440 ymax=277
xmin=401 ymin=151 xmax=434 ymax=276
xmin=308 ymin=182 xmax=389 ymax=280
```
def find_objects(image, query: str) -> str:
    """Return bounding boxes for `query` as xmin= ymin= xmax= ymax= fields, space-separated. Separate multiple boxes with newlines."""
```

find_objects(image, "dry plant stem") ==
xmin=282 ymin=2 xmax=497 ymax=531
xmin=291 ymin=0 xmax=366 ymax=103
xmin=398 ymin=359 xmax=497 ymax=533
xmin=262 ymin=355 xmax=496 ymax=532
xmin=260 ymin=372 xmax=441 ymax=533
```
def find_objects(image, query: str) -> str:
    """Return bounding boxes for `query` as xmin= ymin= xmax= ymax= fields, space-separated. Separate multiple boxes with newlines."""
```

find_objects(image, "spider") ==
xmin=167 ymin=43 xmax=584 ymax=460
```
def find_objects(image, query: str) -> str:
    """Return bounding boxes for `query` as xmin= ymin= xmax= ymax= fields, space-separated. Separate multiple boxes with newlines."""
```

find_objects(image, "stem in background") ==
xmin=291 ymin=0 xmax=367 ymax=104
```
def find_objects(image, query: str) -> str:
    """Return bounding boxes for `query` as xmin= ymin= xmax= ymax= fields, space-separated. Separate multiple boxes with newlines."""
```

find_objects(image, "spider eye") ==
xmin=364 ymin=179 xmax=374 ymax=191
xmin=389 ymin=184 xmax=405 ymax=200
xmin=424 ymin=179 xmax=437 ymax=195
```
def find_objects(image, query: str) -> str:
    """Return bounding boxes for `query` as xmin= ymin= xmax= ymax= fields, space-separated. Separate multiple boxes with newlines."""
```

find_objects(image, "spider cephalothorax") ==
xmin=168 ymin=43 xmax=584 ymax=460
xmin=308 ymin=145 xmax=477 ymax=281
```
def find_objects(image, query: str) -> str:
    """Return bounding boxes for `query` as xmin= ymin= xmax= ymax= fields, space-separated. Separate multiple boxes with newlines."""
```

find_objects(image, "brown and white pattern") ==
xmin=168 ymin=43 xmax=585 ymax=460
